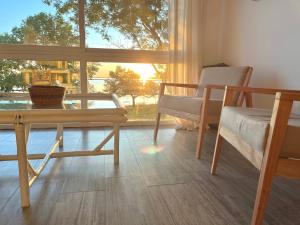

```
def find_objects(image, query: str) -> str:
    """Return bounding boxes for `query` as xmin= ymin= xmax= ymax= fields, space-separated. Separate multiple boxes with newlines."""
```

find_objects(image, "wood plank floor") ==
xmin=0 ymin=126 xmax=300 ymax=225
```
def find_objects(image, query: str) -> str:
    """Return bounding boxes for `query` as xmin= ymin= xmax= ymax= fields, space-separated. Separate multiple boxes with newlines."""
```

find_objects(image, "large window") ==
xmin=0 ymin=0 xmax=169 ymax=122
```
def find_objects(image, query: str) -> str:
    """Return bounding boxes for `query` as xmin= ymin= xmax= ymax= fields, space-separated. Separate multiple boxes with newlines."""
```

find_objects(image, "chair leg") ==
xmin=211 ymin=133 xmax=224 ymax=174
xmin=196 ymin=87 xmax=211 ymax=159
xmin=154 ymin=113 xmax=161 ymax=142
xmin=195 ymin=119 xmax=207 ymax=159
xmin=250 ymin=164 xmax=275 ymax=225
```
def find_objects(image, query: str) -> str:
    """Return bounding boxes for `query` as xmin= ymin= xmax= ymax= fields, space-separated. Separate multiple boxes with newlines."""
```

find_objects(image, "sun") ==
xmin=125 ymin=63 xmax=156 ymax=82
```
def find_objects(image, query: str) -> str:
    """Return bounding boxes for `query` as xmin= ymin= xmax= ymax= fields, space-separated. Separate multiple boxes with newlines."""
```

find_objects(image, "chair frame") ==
xmin=154 ymin=67 xmax=253 ymax=159
xmin=211 ymin=86 xmax=300 ymax=225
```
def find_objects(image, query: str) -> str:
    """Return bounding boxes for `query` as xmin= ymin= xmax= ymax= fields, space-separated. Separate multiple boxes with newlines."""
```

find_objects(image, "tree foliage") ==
xmin=0 ymin=33 xmax=20 ymax=44
xmin=43 ymin=0 xmax=168 ymax=50
xmin=143 ymin=79 xmax=160 ymax=97
xmin=0 ymin=60 xmax=26 ymax=92
xmin=0 ymin=32 xmax=26 ymax=92
xmin=104 ymin=66 xmax=143 ymax=106
xmin=104 ymin=66 xmax=160 ymax=106
xmin=11 ymin=12 xmax=79 ymax=46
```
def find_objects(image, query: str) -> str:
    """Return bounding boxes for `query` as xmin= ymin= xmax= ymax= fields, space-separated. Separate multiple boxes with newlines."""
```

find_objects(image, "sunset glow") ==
xmin=91 ymin=63 xmax=158 ymax=81
xmin=125 ymin=63 xmax=156 ymax=81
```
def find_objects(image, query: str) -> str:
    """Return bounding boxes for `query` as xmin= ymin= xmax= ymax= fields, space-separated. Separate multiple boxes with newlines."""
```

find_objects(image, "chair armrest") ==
xmin=159 ymin=83 xmax=199 ymax=97
xmin=160 ymin=83 xmax=199 ymax=89
xmin=159 ymin=83 xmax=227 ymax=98
xmin=278 ymin=92 xmax=300 ymax=102
xmin=226 ymin=86 xmax=300 ymax=96
xmin=258 ymin=90 xmax=300 ymax=180
xmin=199 ymin=84 xmax=226 ymax=91
xmin=223 ymin=86 xmax=300 ymax=107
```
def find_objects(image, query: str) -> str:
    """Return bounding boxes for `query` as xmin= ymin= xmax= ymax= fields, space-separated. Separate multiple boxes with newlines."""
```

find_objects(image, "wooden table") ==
xmin=0 ymin=94 xmax=127 ymax=208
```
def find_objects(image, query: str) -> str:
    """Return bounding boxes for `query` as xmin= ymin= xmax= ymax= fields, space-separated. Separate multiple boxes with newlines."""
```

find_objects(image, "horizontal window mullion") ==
xmin=0 ymin=53 xmax=81 ymax=61
xmin=0 ymin=45 xmax=82 ymax=61
xmin=0 ymin=45 xmax=169 ymax=64
xmin=0 ymin=44 xmax=82 ymax=54
xmin=83 ymin=51 xmax=169 ymax=64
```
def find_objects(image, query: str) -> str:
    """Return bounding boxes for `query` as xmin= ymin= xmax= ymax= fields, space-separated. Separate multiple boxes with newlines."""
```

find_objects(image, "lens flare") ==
xmin=142 ymin=144 xmax=164 ymax=155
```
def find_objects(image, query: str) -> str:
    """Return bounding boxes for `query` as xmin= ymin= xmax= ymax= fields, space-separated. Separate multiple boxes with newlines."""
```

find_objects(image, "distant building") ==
xmin=22 ymin=61 xmax=80 ymax=94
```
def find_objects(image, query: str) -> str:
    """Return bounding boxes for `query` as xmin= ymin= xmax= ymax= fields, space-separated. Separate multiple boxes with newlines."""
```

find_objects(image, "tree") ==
xmin=0 ymin=32 xmax=26 ymax=92
xmin=0 ymin=33 xmax=20 ymax=44
xmin=11 ymin=12 xmax=79 ymax=46
xmin=44 ymin=0 xmax=168 ymax=50
xmin=143 ymin=79 xmax=160 ymax=97
xmin=0 ymin=59 xmax=26 ymax=92
xmin=87 ymin=63 xmax=99 ymax=79
xmin=104 ymin=66 xmax=143 ymax=106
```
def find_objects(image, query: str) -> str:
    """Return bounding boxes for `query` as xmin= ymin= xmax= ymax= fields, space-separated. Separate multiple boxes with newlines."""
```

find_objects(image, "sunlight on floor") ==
xmin=141 ymin=144 xmax=164 ymax=155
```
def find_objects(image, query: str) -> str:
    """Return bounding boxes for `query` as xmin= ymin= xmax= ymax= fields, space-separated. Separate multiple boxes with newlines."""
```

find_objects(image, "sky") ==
xmin=0 ymin=0 xmax=55 ymax=33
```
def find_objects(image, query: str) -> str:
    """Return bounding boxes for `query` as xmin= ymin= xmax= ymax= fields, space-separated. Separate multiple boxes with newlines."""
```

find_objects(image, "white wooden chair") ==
xmin=154 ymin=66 xmax=253 ymax=158
xmin=211 ymin=86 xmax=300 ymax=225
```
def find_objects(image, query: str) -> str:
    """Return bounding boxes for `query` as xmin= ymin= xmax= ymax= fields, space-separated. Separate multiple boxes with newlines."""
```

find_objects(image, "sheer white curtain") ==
xmin=167 ymin=0 xmax=205 ymax=128
xmin=168 ymin=0 xmax=204 ymax=88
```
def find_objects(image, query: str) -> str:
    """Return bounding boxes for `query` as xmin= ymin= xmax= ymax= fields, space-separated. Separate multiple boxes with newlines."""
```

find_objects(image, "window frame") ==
xmin=0 ymin=0 xmax=170 ymax=97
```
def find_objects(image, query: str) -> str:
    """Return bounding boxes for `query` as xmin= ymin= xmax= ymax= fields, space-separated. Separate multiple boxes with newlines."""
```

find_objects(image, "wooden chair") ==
xmin=211 ymin=86 xmax=300 ymax=225
xmin=154 ymin=66 xmax=253 ymax=158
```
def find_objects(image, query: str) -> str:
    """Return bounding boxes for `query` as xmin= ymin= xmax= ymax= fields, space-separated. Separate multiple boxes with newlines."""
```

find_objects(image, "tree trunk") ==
xmin=132 ymin=96 xmax=136 ymax=107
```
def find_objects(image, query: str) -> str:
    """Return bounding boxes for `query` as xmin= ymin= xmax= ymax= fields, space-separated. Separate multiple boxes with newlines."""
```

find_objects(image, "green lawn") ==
xmin=126 ymin=104 xmax=169 ymax=121
xmin=0 ymin=101 xmax=169 ymax=121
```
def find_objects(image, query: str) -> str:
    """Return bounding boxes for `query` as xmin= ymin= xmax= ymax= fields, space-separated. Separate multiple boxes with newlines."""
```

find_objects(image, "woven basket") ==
xmin=29 ymin=86 xmax=66 ymax=106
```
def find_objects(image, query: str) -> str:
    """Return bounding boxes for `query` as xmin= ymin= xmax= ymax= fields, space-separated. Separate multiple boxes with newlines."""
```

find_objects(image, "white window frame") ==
xmin=0 ymin=0 xmax=170 ymax=98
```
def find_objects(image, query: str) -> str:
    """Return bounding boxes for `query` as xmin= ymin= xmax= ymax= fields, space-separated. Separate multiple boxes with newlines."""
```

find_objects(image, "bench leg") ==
xmin=15 ymin=123 xmax=30 ymax=208
xmin=56 ymin=124 xmax=64 ymax=147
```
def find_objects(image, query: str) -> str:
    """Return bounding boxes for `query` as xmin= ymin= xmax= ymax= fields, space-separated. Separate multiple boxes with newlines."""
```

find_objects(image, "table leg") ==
xmin=56 ymin=124 xmax=64 ymax=147
xmin=15 ymin=123 xmax=30 ymax=208
xmin=24 ymin=123 xmax=31 ymax=144
xmin=113 ymin=124 xmax=120 ymax=165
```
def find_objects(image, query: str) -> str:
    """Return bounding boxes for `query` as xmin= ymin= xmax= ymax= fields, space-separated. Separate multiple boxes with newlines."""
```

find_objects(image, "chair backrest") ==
xmin=196 ymin=66 xmax=252 ymax=101
xmin=292 ymin=102 xmax=300 ymax=115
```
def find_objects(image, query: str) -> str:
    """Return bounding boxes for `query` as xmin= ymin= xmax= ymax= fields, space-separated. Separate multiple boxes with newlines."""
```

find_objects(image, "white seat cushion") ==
xmin=158 ymin=95 xmax=223 ymax=121
xmin=221 ymin=107 xmax=300 ymax=158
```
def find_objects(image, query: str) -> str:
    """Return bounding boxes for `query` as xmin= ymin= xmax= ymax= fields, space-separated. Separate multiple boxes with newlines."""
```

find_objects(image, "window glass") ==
xmin=0 ymin=59 xmax=80 ymax=94
xmin=87 ymin=62 xmax=168 ymax=120
xmin=85 ymin=0 xmax=169 ymax=50
xmin=0 ymin=0 xmax=79 ymax=46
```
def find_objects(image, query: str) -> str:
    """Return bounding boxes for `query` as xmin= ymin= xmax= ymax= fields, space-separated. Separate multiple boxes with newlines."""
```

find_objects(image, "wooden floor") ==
xmin=0 ymin=126 xmax=300 ymax=225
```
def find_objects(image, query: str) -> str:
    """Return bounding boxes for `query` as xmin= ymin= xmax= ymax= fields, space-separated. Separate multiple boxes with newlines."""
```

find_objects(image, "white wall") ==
xmin=220 ymin=0 xmax=300 ymax=109
xmin=203 ymin=0 xmax=225 ymax=66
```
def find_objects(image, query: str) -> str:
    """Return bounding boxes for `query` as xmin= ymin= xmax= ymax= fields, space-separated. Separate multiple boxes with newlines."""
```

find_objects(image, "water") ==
xmin=89 ymin=79 xmax=106 ymax=93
